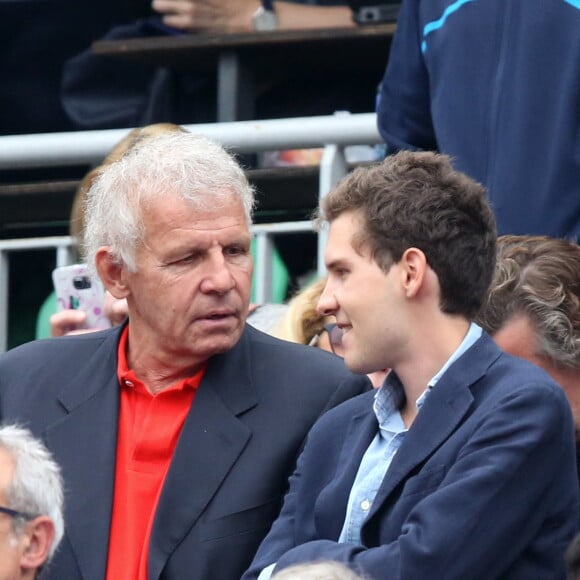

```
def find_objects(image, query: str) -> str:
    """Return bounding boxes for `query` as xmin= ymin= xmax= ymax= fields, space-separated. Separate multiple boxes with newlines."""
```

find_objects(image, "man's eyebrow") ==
xmin=325 ymin=258 xmax=347 ymax=271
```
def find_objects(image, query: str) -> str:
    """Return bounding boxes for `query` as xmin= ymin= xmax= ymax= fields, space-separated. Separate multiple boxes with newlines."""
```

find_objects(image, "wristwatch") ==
xmin=253 ymin=0 xmax=278 ymax=31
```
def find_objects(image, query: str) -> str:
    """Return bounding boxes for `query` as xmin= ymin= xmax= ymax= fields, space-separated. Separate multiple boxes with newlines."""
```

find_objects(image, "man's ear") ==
xmin=20 ymin=516 xmax=55 ymax=572
xmin=399 ymin=247 xmax=428 ymax=298
xmin=95 ymin=247 xmax=130 ymax=300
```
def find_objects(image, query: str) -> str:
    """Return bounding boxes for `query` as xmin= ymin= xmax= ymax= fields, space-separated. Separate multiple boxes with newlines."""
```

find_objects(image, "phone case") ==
xmin=52 ymin=264 xmax=112 ymax=330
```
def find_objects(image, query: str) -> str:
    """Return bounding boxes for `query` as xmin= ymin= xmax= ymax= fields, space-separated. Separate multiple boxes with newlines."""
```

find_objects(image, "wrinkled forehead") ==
xmin=136 ymin=185 xmax=251 ymax=226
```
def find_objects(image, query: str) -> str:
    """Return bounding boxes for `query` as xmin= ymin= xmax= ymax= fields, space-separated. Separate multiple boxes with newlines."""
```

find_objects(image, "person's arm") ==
xmin=376 ymin=0 xmax=436 ymax=153
xmin=248 ymin=384 xmax=578 ymax=579
xmin=151 ymin=0 xmax=354 ymax=33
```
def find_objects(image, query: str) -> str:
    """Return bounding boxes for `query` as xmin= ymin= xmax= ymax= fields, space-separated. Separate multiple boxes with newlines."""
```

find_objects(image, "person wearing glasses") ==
xmin=0 ymin=425 xmax=64 ymax=579
xmin=273 ymin=277 xmax=388 ymax=387
xmin=244 ymin=151 xmax=578 ymax=580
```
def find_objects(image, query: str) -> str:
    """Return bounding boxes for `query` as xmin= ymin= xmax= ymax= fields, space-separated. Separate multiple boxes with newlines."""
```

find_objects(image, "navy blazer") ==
xmin=0 ymin=324 xmax=370 ymax=580
xmin=245 ymin=334 xmax=579 ymax=580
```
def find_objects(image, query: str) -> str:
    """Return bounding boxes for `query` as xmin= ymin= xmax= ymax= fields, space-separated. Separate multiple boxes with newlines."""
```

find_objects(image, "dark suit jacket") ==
xmin=0 ymin=324 xmax=369 ymax=580
xmin=244 ymin=334 xmax=579 ymax=580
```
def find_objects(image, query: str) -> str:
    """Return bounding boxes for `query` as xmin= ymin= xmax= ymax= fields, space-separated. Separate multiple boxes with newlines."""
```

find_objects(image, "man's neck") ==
xmin=126 ymin=330 xmax=206 ymax=396
xmin=397 ymin=316 xmax=471 ymax=425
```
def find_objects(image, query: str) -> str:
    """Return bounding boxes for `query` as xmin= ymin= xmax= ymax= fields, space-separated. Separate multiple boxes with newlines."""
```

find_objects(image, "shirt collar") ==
xmin=373 ymin=322 xmax=482 ymax=426
xmin=116 ymin=325 xmax=205 ymax=394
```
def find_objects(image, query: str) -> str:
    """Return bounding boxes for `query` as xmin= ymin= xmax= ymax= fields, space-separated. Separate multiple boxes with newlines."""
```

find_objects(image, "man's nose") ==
xmin=200 ymin=253 xmax=236 ymax=295
xmin=317 ymin=281 xmax=338 ymax=316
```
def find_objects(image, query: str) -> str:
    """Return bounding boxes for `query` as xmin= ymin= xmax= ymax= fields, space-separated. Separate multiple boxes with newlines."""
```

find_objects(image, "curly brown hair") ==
xmin=476 ymin=235 xmax=580 ymax=369
xmin=319 ymin=151 xmax=497 ymax=318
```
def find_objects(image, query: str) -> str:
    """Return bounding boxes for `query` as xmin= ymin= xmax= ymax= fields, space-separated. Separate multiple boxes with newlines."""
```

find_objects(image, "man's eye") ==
xmin=172 ymin=254 xmax=199 ymax=265
xmin=225 ymin=245 xmax=247 ymax=257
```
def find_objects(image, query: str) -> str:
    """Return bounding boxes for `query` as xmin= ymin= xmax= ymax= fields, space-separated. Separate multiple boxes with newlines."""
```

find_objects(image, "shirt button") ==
xmin=360 ymin=499 xmax=371 ymax=511
xmin=124 ymin=380 xmax=134 ymax=387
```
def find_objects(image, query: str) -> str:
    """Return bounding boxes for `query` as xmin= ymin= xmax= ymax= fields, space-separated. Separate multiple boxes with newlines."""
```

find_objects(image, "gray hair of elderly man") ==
xmin=272 ymin=561 xmax=366 ymax=580
xmin=83 ymin=131 xmax=256 ymax=273
xmin=0 ymin=425 xmax=64 ymax=559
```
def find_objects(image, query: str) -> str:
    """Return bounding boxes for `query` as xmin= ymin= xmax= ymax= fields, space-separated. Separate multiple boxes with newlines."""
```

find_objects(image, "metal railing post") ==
xmin=317 ymin=143 xmax=348 ymax=277
xmin=0 ymin=251 xmax=9 ymax=353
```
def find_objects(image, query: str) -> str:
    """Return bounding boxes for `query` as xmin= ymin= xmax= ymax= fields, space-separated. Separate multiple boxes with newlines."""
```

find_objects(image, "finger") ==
xmin=49 ymin=310 xmax=87 ymax=337
xmin=152 ymin=0 xmax=219 ymax=29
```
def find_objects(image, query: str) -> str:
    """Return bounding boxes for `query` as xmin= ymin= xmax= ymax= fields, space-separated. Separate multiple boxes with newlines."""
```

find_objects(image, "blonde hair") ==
xmin=272 ymin=278 xmax=328 ymax=344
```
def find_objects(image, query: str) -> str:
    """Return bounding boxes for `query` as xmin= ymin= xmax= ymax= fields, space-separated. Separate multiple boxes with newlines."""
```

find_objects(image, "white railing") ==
xmin=0 ymin=112 xmax=381 ymax=351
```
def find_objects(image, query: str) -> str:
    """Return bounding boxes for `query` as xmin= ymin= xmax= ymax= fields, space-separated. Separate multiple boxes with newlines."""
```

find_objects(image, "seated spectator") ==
xmin=152 ymin=0 xmax=352 ymax=33
xmin=62 ymin=1 xmax=356 ymax=130
xmin=0 ymin=424 xmax=64 ymax=578
xmin=476 ymin=234 xmax=580 ymax=468
xmin=477 ymin=235 xmax=580 ymax=415
xmin=272 ymin=561 xmax=364 ymax=579
xmin=0 ymin=131 xmax=369 ymax=579
xmin=46 ymin=123 xmax=185 ymax=337
xmin=244 ymin=152 xmax=578 ymax=580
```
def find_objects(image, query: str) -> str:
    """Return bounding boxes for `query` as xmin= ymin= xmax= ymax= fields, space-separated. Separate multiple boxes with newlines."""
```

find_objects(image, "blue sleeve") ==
xmin=253 ymin=386 xmax=578 ymax=579
xmin=377 ymin=0 xmax=437 ymax=153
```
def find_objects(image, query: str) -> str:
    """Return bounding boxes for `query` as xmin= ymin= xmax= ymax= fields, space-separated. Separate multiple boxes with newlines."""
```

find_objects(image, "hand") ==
xmin=151 ymin=0 xmax=259 ymax=32
xmin=50 ymin=309 xmax=91 ymax=337
xmin=103 ymin=292 xmax=129 ymax=326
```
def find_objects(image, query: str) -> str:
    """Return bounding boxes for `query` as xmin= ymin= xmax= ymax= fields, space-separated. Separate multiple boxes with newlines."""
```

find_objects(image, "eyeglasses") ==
xmin=309 ymin=323 xmax=344 ymax=356
xmin=0 ymin=506 xmax=34 ymax=520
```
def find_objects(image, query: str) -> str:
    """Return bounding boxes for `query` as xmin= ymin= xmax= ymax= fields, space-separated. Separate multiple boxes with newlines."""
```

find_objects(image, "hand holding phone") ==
xmin=52 ymin=264 xmax=112 ymax=332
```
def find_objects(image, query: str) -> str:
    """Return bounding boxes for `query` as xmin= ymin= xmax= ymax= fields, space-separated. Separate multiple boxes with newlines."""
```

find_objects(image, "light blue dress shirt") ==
xmin=338 ymin=322 xmax=482 ymax=543
xmin=258 ymin=323 xmax=482 ymax=579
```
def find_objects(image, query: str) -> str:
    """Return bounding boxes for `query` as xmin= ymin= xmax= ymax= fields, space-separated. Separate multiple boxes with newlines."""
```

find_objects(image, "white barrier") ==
xmin=0 ymin=112 xmax=380 ymax=169
xmin=0 ymin=112 xmax=381 ymax=351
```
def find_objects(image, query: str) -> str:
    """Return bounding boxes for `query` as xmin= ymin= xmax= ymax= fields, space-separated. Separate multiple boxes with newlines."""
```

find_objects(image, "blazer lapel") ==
xmin=148 ymin=328 xmax=258 ymax=580
xmin=366 ymin=334 xmax=501 ymax=523
xmin=44 ymin=329 xmax=121 ymax=580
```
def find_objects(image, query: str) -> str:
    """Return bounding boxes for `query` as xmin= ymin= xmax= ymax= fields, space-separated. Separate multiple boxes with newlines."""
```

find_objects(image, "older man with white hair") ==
xmin=0 ymin=424 xmax=64 ymax=579
xmin=0 ymin=131 xmax=368 ymax=580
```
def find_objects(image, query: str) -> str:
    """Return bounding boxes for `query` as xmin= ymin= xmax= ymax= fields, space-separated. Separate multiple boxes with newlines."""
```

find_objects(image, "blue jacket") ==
xmin=377 ymin=0 xmax=580 ymax=240
xmin=245 ymin=334 xmax=579 ymax=579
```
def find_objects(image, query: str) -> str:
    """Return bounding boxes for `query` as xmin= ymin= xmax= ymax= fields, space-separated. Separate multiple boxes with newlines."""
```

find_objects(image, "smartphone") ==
xmin=52 ymin=264 xmax=112 ymax=331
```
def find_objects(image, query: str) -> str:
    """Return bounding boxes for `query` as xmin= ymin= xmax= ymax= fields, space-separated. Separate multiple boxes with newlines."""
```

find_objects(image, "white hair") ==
xmin=0 ymin=425 xmax=64 ymax=560
xmin=83 ymin=131 xmax=255 ymax=272
xmin=272 ymin=561 xmax=366 ymax=580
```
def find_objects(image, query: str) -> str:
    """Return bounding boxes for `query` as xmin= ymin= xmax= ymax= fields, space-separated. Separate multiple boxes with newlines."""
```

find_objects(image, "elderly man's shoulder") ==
xmin=1 ymin=326 xmax=118 ymax=365
xmin=0 ymin=327 xmax=119 ymax=395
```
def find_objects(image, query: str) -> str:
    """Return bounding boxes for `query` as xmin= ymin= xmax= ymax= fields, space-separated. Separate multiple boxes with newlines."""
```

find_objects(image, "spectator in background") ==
xmin=0 ymin=131 xmax=369 ymax=579
xmin=62 ymin=0 xmax=357 ymax=130
xmin=377 ymin=0 xmax=580 ymax=240
xmin=0 ymin=424 xmax=64 ymax=579
xmin=476 ymin=235 xmax=580 ymax=468
xmin=244 ymin=151 xmax=578 ymax=580
xmin=273 ymin=278 xmax=387 ymax=387
xmin=0 ymin=0 xmax=132 ymax=135
xmin=151 ymin=0 xmax=352 ymax=32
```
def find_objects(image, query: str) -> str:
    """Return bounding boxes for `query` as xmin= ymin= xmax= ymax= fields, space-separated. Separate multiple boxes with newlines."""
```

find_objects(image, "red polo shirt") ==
xmin=106 ymin=326 xmax=205 ymax=580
